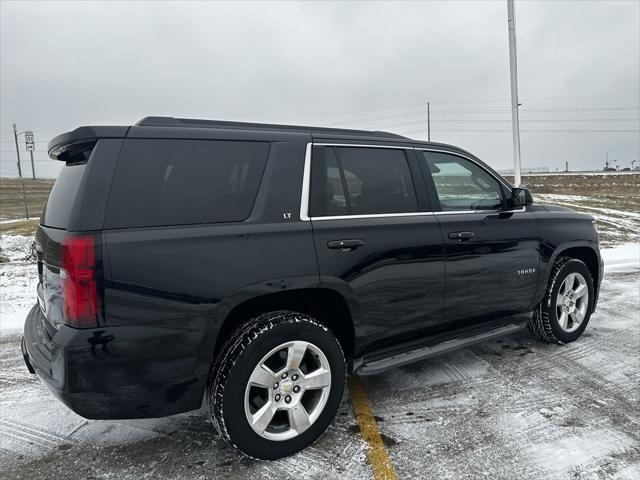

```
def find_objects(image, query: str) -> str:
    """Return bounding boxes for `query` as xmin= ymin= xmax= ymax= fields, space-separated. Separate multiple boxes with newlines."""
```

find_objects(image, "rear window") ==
xmin=41 ymin=163 xmax=88 ymax=229
xmin=104 ymin=139 xmax=269 ymax=228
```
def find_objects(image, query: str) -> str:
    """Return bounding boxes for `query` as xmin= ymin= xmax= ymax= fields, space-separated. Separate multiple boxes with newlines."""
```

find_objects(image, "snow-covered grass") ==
xmin=534 ymin=193 xmax=639 ymax=247
xmin=0 ymin=235 xmax=38 ymax=332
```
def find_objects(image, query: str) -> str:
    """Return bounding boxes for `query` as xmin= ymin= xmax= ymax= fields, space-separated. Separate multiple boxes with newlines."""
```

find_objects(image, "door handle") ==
xmin=327 ymin=239 xmax=365 ymax=250
xmin=448 ymin=231 xmax=474 ymax=241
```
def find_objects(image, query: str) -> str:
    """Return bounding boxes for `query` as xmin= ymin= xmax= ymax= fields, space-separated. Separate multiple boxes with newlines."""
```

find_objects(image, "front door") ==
xmin=418 ymin=150 xmax=539 ymax=324
xmin=307 ymin=143 xmax=445 ymax=353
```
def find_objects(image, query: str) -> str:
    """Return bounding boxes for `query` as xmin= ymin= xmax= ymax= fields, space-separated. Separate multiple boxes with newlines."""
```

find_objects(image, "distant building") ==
xmin=497 ymin=167 xmax=550 ymax=175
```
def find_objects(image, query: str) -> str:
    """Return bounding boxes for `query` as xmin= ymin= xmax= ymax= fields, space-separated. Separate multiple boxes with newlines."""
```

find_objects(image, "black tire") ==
xmin=529 ymin=257 xmax=595 ymax=344
xmin=207 ymin=311 xmax=346 ymax=460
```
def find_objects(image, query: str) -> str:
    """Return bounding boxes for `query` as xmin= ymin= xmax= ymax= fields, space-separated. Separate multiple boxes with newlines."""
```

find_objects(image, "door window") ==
xmin=421 ymin=152 xmax=503 ymax=211
xmin=310 ymin=146 xmax=418 ymax=216
xmin=309 ymin=146 xmax=348 ymax=217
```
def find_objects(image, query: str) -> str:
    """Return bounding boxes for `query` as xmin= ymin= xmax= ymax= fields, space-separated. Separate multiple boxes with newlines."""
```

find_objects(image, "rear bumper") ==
xmin=22 ymin=304 xmax=214 ymax=419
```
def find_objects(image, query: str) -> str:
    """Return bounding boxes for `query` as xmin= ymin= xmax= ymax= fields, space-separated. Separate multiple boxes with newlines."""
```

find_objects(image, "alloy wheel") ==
xmin=555 ymin=272 xmax=589 ymax=333
xmin=243 ymin=341 xmax=332 ymax=441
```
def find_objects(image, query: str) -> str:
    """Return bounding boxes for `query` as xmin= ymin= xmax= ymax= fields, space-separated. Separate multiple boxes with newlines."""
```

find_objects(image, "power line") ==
xmin=315 ymin=106 xmax=639 ymax=127
xmin=269 ymin=94 xmax=640 ymax=122
xmin=368 ymin=118 xmax=640 ymax=130
xmin=399 ymin=128 xmax=639 ymax=134
xmin=430 ymin=106 xmax=640 ymax=114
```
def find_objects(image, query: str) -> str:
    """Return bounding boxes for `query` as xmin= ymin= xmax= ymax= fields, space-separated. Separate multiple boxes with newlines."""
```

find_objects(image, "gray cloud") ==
xmin=1 ymin=0 xmax=638 ymax=177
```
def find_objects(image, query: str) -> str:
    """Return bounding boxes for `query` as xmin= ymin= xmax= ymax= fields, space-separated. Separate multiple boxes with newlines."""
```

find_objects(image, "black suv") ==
xmin=23 ymin=117 xmax=603 ymax=459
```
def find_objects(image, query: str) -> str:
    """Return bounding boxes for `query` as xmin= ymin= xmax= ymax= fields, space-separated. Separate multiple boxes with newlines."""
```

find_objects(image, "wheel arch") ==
xmin=547 ymin=242 xmax=602 ymax=311
xmin=213 ymin=287 xmax=357 ymax=364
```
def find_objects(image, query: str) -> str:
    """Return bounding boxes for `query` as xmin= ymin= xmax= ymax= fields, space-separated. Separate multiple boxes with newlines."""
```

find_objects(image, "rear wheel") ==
xmin=529 ymin=258 xmax=594 ymax=344
xmin=207 ymin=311 xmax=345 ymax=459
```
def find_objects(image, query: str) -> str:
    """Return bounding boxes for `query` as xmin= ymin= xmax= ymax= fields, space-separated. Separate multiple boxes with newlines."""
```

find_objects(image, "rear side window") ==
xmin=309 ymin=147 xmax=348 ymax=217
xmin=105 ymin=139 xmax=269 ymax=228
xmin=310 ymin=146 xmax=418 ymax=216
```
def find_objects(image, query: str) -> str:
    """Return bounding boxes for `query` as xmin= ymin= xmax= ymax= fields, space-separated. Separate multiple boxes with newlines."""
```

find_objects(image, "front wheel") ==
xmin=207 ymin=311 xmax=346 ymax=459
xmin=529 ymin=257 xmax=595 ymax=344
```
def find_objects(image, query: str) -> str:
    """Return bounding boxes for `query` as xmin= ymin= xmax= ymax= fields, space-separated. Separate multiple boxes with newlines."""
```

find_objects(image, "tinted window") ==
xmin=422 ymin=152 xmax=503 ymax=211
xmin=310 ymin=146 xmax=418 ymax=216
xmin=41 ymin=163 xmax=88 ymax=229
xmin=105 ymin=139 xmax=269 ymax=228
xmin=336 ymin=147 xmax=418 ymax=215
xmin=309 ymin=146 xmax=348 ymax=217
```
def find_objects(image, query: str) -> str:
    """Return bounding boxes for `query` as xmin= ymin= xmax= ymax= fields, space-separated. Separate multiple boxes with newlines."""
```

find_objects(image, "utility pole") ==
xmin=427 ymin=101 xmax=431 ymax=142
xmin=12 ymin=123 xmax=30 ymax=219
xmin=507 ymin=0 xmax=522 ymax=187
xmin=12 ymin=123 xmax=23 ymax=178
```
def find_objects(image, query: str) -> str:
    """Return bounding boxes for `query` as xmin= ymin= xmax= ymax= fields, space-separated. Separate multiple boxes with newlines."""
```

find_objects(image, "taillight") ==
xmin=60 ymin=234 xmax=99 ymax=328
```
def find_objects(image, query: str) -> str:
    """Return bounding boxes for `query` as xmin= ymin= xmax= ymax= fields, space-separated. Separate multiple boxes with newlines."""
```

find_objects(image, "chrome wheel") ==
xmin=556 ymin=272 xmax=589 ymax=333
xmin=244 ymin=341 xmax=332 ymax=441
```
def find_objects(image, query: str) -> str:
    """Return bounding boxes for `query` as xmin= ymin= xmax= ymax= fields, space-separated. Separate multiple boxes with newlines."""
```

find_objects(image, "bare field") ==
xmin=506 ymin=173 xmax=640 ymax=247
xmin=0 ymin=178 xmax=54 ymax=225
xmin=505 ymin=172 xmax=640 ymax=196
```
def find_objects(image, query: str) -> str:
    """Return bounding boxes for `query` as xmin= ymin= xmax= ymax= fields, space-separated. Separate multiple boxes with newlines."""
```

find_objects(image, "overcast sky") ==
xmin=1 ymin=0 xmax=638 ymax=178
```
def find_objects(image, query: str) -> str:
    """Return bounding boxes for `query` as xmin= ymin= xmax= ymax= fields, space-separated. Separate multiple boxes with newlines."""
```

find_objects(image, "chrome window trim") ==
xmin=310 ymin=212 xmax=435 ymax=221
xmin=434 ymin=206 xmax=526 ymax=215
xmin=300 ymin=143 xmax=312 ymax=221
xmin=313 ymin=142 xmax=411 ymax=149
xmin=300 ymin=142 xmax=417 ymax=221
xmin=299 ymin=142 xmax=525 ymax=222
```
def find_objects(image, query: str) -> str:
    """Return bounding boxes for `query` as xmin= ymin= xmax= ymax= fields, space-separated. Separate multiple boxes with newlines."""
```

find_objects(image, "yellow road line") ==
xmin=348 ymin=376 xmax=398 ymax=480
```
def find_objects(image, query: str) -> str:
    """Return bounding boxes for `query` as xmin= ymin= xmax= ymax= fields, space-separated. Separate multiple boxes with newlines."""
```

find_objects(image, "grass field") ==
xmin=0 ymin=178 xmax=54 ymax=235
xmin=0 ymin=174 xmax=638 ymax=244
xmin=505 ymin=173 xmax=640 ymax=247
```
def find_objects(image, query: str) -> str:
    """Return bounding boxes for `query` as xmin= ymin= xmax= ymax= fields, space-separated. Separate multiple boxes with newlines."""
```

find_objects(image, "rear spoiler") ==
xmin=48 ymin=126 xmax=129 ymax=161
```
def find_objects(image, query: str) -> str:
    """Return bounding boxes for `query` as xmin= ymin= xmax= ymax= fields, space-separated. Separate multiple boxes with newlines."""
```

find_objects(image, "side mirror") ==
xmin=511 ymin=187 xmax=533 ymax=208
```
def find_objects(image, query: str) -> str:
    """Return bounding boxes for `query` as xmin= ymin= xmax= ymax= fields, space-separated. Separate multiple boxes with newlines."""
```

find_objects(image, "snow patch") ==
xmin=602 ymin=243 xmax=640 ymax=274
xmin=0 ymin=235 xmax=37 ymax=332
xmin=525 ymin=429 xmax=635 ymax=474
xmin=0 ymin=234 xmax=35 ymax=261
xmin=0 ymin=217 xmax=39 ymax=225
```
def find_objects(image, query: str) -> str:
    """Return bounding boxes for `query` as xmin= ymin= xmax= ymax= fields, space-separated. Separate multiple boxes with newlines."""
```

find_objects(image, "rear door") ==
xmin=416 ymin=149 xmax=539 ymax=324
xmin=307 ymin=142 xmax=445 ymax=353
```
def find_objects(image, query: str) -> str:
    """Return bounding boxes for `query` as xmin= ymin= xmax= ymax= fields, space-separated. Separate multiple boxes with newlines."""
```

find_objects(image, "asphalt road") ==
xmin=1 ymin=269 xmax=638 ymax=480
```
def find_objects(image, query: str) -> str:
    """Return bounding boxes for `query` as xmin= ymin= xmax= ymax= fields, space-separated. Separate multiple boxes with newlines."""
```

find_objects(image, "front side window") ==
xmin=310 ymin=146 xmax=418 ymax=217
xmin=421 ymin=152 xmax=503 ymax=211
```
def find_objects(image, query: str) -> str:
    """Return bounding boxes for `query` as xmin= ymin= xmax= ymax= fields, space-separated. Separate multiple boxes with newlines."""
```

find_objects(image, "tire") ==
xmin=529 ymin=257 xmax=595 ymax=344
xmin=207 ymin=311 xmax=346 ymax=460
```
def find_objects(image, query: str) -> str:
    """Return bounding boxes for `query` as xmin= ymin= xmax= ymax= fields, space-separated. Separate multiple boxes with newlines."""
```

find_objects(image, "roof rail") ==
xmin=136 ymin=116 xmax=408 ymax=139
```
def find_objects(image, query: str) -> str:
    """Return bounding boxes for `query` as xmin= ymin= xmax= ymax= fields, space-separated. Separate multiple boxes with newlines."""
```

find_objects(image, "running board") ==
xmin=355 ymin=318 xmax=529 ymax=376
